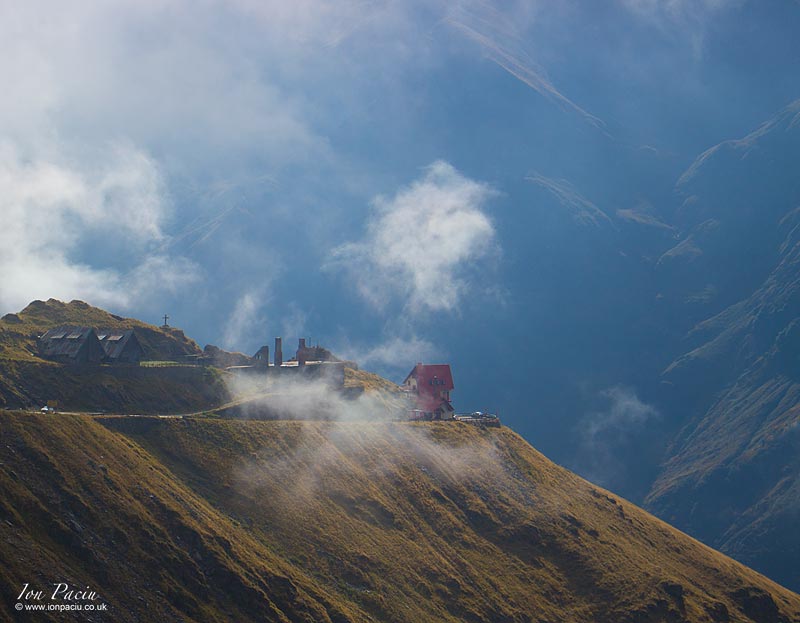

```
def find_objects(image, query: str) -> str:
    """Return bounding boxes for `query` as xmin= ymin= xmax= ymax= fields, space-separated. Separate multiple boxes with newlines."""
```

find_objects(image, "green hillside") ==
xmin=2 ymin=412 xmax=799 ymax=622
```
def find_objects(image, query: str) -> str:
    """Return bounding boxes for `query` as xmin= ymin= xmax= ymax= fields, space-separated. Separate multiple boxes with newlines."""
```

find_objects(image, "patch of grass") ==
xmin=0 ymin=360 xmax=230 ymax=414
xmin=0 ymin=412 xmax=361 ymax=622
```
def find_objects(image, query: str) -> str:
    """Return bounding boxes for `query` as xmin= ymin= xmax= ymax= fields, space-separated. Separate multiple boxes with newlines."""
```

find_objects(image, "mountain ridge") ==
xmin=0 ymin=298 xmax=800 ymax=623
xmin=2 ymin=411 xmax=799 ymax=622
xmin=645 ymin=98 xmax=800 ymax=593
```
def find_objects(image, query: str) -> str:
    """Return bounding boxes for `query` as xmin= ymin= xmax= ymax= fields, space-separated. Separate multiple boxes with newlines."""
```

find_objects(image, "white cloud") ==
xmin=0 ymin=0 xmax=441 ymax=181
xmin=0 ymin=0 xmax=437 ymax=319
xmin=0 ymin=1 xmax=627 ymax=327
xmin=279 ymin=303 xmax=309 ymax=341
xmin=329 ymin=160 xmax=497 ymax=315
xmin=581 ymin=386 xmax=659 ymax=440
xmin=222 ymin=290 xmax=267 ymax=351
xmin=127 ymin=255 xmax=200 ymax=297
xmin=0 ymin=140 xmax=200 ymax=313
xmin=0 ymin=1 xmax=603 ymax=182
xmin=220 ymin=288 xmax=305 ymax=354
xmin=339 ymin=336 xmax=438 ymax=371
xmin=574 ymin=386 xmax=659 ymax=487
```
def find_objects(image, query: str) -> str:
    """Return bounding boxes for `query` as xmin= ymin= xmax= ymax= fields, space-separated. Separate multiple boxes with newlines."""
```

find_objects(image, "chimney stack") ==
xmin=274 ymin=337 xmax=282 ymax=367
xmin=298 ymin=338 xmax=307 ymax=367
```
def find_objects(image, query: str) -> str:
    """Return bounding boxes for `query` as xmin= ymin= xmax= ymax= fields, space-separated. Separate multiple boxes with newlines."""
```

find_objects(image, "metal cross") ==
xmin=163 ymin=314 xmax=170 ymax=327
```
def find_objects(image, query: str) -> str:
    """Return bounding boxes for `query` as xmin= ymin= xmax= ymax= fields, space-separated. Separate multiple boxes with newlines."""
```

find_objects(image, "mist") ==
xmin=571 ymin=386 xmax=660 ymax=490
xmin=223 ymin=370 xmax=519 ymax=516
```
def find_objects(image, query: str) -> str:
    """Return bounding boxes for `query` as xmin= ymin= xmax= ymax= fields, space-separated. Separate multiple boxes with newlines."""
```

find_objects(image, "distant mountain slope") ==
xmin=2 ymin=412 xmax=799 ymax=623
xmin=647 ymin=100 xmax=800 ymax=592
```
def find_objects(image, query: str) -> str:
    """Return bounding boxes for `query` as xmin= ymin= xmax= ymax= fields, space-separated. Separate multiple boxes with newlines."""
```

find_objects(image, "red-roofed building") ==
xmin=402 ymin=363 xmax=455 ymax=420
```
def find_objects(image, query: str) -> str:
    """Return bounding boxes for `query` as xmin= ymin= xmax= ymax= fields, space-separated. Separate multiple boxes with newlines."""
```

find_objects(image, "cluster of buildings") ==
xmin=251 ymin=337 xmax=338 ymax=368
xmin=36 ymin=328 xmax=344 ymax=381
xmin=37 ymin=326 xmax=143 ymax=365
xmin=35 ymin=324 xmax=499 ymax=425
xmin=235 ymin=337 xmax=347 ymax=386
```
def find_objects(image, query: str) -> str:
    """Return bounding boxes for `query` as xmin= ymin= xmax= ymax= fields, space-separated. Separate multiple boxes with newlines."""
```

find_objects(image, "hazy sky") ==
xmin=3 ymin=1 xmax=800 ymax=464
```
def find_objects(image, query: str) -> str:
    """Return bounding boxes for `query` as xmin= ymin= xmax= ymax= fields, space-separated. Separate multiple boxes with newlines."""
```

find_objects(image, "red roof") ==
xmin=404 ymin=364 xmax=454 ymax=391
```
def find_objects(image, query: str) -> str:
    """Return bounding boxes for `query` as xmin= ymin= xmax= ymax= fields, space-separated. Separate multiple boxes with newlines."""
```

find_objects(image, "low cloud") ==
xmin=233 ymin=418 xmax=508 ymax=520
xmin=227 ymin=373 xmax=509 ymax=509
xmin=228 ymin=372 xmax=405 ymax=422
xmin=582 ymin=386 xmax=658 ymax=440
xmin=222 ymin=290 xmax=268 ymax=352
xmin=574 ymin=386 xmax=659 ymax=487
xmin=278 ymin=303 xmax=309 ymax=342
xmin=328 ymin=160 xmax=497 ymax=316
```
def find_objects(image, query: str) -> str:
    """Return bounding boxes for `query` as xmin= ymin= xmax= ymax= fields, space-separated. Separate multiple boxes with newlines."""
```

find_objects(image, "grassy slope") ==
xmin=0 ymin=412 xmax=362 ymax=623
xmin=0 ymin=360 xmax=230 ymax=413
xmin=0 ymin=299 xmax=202 ymax=362
xmin=2 ymin=413 xmax=799 ymax=623
xmin=344 ymin=367 xmax=409 ymax=413
xmin=647 ymin=362 xmax=800 ymax=591
xmin=649 ymin=233 xmax=800 ymax=590
xmin=0 ymin=299 xmax=228 ymax=412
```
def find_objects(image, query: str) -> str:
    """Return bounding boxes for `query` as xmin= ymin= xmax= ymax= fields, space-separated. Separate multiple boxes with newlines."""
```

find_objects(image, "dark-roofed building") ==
xmin=38 ymin=326 xmax=105 ymax=365
xmin=97 ymin=329 xmax=144 ymax=364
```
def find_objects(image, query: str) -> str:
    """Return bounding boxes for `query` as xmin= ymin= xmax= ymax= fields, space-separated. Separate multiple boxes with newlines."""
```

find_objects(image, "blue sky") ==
xmin=3 ymin=1 xmax=800 ymax=475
